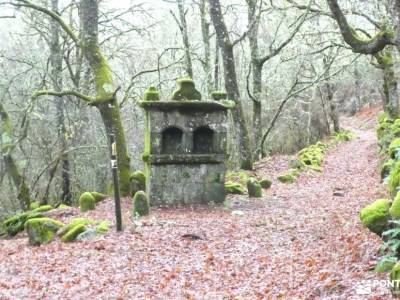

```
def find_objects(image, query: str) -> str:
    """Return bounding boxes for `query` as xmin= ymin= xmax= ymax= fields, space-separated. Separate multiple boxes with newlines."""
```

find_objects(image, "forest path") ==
xmin=0 ymin=107 xmax=390 ymax=299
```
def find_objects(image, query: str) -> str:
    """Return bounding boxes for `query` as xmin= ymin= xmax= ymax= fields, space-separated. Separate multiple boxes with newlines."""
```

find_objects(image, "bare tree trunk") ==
xmin=246 ymin=0 xmax=262 ymax=158
xmin=174 ymin=0 xmax=194 ymax=78
xmin=214 ymin=35 xmax=220 ymax=90
xmin=50 ymin=0 xmax=71 ymax=204
xmin=0 ymin=103 xmax=31 ymax=210
xmin=199 ymin=0 xmax=213 ymax=94
xmin=323 ymin=57 xmax=340 ymax=132
xmin=79 ymin=0 xmax=131 ymax=196
xmin=375 ymin=50 xmax=399 ymax=119
xmin=208 ymin=0 xmax=253 ymax=170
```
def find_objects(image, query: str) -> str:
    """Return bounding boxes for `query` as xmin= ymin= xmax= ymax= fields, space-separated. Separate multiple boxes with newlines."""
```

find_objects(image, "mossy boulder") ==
xmin=96 ymin=221 xmax=110 ymax=234
xmin=389 ymin=138 xmax=400 ymax=159
xmin=33 ymin=205 xmax=53 ymax=213
xmin=29 ymin=201 xmax=40 ymax=210
xmin=298 ymin=143 xmax=326 ymax=172
xmin=381 ymin=160 xmax=395 ymax=180
xmin=79 ymin=192 xmax=96 ymax=212
xmin=388 ymin=161 xmax=400 ymax=197
xmin=170 ymin=78 xmax=202 ymax=101
xmin=57 ymin=218 xmax=96 ymax=237
xmin=130 ymin=170 xmax=146 ymax=196
xmin=90 ymin=192 xmax=108 ymax=203
xmin=225 ymin=182 xmax=246 ymax=194
xmin=133 ymin=191 xmax=150 ymax=217
xmin=225 ymin=171 xmax=251 ymax=187
xmin=58 ymin=204 xmax=71 ymax=209
xmin=259 ymin=178 xmax=272 ymax=189
xmin=360 ymin=199 xmax=390 ymax=235
xmin=2 ymin=211 xmax=43 ymax=237
xmin=61 ymin=224 xmax=86 ymax=243
xmin=143 ymin=86 xmax=160 ymax=101
xmin=247 ymin=178 xmax=262 ymax=198
xmin=277 ymin=173 xmax=296 ymax=183
xmin=334 ymin=130 xmax=354 ymax=142
xmin=390 ymin=193 xmax=400 ymax=218
xmin=211 ymin=91 xmax=228 ymax=101
xmin=390 ymin=263 xmax=400 ymax=296
xmin=25 ymin=217 xmax=64 ymax=246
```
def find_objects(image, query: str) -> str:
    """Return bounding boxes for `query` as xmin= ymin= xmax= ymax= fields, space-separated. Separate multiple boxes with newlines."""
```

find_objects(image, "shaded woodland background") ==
xmin=0 ymin=0 xmax=388 ymax=219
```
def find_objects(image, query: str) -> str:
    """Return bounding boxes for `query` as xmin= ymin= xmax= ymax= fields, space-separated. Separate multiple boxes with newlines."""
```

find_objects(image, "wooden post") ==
xmin=110 ymin=131 xmax=123 ymax=231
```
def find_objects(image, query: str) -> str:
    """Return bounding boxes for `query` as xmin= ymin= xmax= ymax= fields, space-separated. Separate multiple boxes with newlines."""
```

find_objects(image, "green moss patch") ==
xmin=388 ymin=161 xmax=400 ymax=197
xmin=225 ymin=182 xmax=246 ymax=194
xmin=360 ymin=199 xmax=390 ymax=235
xmin=143 ymin=86 xmax=160 ymax=101
xmin=170 ymin=78 xmax=202 ymax=101
xmin=25 ymin=217 xmax=64 ymax=246
xmin=247 ymin=178 xmax=262 ymax=198
xmin=133 ymin=191 xmax=150 ymax=217
xmin=277 ymin=173 xmax=297 ymax=184
xmin=2 ymin=211 xmax=43 ymax=237
xmin=130 ymin=170 xmax=146 ymax=196
xmin=259 ymin=178 xmax=272 ymax=189
xmin=90 ymin=192 xmax=108 ymax=203
xmin=61 ymin=224 xmax=86 ymax=243
xmin=79 ymin=192 xmax=96 ymax=212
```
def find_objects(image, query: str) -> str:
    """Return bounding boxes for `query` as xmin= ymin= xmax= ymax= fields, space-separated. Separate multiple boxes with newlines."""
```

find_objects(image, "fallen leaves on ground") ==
xmin=0 ymin=107 xmax=392 ymax=299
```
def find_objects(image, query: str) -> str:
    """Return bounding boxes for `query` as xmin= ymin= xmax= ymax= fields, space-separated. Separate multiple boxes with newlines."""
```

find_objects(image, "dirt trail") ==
xmin=0 ymin=108 xmax=391 ymax=299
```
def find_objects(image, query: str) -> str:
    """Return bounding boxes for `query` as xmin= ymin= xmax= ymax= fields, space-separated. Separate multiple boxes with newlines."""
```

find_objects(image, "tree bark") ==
xmin=208 ymin=0 xmax=253 ymax=170
xmin=79 ymin=0 xmax=131 ymax=196
xmin=375 ymin=50 xmax=399 ymax=119
xmin=199 ymin=0 xmax=213 ymax=94
xmin=176 ymin=0 xmax=194 ymax=78
xmin=50 ymin=0 xmax=71 ymax=205
xmin=326 ymin=0 xmax=394 ymax=54
xmin=0 ymin=103 xmax=31 ymax=210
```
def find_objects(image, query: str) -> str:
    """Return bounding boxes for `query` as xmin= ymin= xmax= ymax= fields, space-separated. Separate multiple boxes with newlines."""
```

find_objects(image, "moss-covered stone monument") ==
xmin=139 ymin=79 xmax=234 ymax=205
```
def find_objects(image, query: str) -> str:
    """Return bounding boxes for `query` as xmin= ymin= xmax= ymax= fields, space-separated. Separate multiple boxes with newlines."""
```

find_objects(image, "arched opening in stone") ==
xmin=193 ymin=126 xmax=214 ymax=153
xmin=161 ymin=126 xmax=183 ymax=154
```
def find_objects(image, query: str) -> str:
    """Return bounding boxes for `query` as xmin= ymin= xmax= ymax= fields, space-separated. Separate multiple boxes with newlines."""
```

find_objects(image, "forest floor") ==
xmin=0 ymin=106 xmax=392 ymax=299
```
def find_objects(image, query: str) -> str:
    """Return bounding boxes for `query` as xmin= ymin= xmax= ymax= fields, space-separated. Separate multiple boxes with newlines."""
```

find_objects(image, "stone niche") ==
xmin=139 ymin=80 xmax=234 ymax=206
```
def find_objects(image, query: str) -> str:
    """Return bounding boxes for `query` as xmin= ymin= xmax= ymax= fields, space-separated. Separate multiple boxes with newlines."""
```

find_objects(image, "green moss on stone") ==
xmin=389 ymin=138 xmax=400 ymax=159
xmin=389 ymin=162 xmax=400 ymax=197
xmin=225 ymin=181 xmax=246 ymax=194
xmin=33 ymin=205 xmax=53 ymax=213
xmin=29 ymin=201 xmax=39 ymax=210
xmin=143 ymin=86 xmax=160 ymax=101
xmin=130 ymin=170 xmax=146 ymax=196
xmin=360 ymin=199 xmax=390 ymax=235
xmin=25 ymin=217 xmax=64 ymax=246
xmin=390 ymin=193 xmax=400 ymax=218
xmin=390 ymin=263 xmax=400 ymax=296
xmin=170 ymin=78 xmax=202 ymax=101
xmin=298 ymin=143 xmax=326 ymax=172
xmin=2 ymin=211 xmax=43 ymax=236
xmin=247 ymin=178 xmax=262 ymax=198
xmin=381 ymin=160 xmax=395 ymax=180
xmin=277 ymin=173 xmax=296 ymax=183
xmin=133 ymin=191 xmax=150 ymax=217
xmin=211 ymin=91 xmax=228 ymax=101
xmin=61 ymin=224 xmax=86 ymax=243
xmin=57 ymin=218 xmax=96 ymax=237
xmin=334 ymin=130 xmax=354 ymax=142
xmin=96 ymin=221 xmax=110 ymax=234
xmin=226 ymin=171 xmax=251 ymax=186
xmin=79 ymin=192 xmax=96 ymax=212
xmin=90 ymin=192 xmax=108 ymax=203
xmin=259 ymin=179 xmax=272 ymax=189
